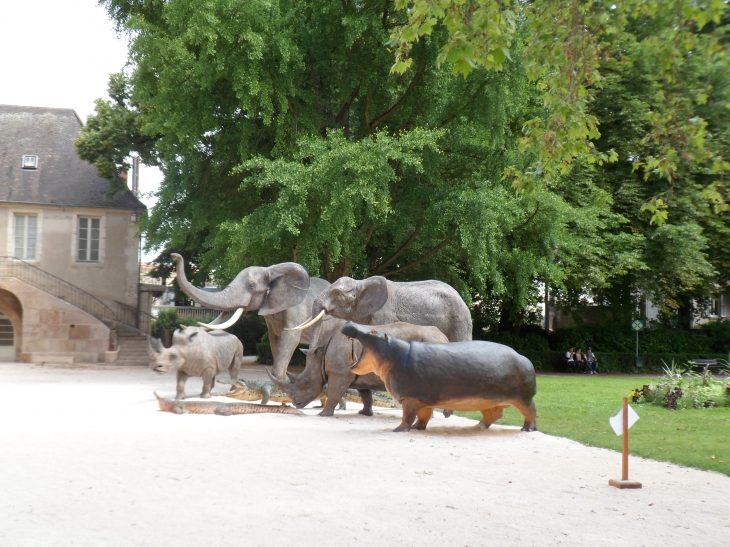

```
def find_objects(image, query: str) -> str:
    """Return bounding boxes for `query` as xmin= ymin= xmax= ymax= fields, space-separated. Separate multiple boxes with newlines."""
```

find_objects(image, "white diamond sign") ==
xmin=609 ymin=404 xmax=640 ymax=436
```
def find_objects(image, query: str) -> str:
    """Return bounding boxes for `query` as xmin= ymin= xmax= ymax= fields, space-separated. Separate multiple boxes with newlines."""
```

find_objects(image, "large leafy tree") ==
xmin=77 ymin=0 xmax=677 ymax=329
xmin=391 ymin=0 xmax=730 ymax=224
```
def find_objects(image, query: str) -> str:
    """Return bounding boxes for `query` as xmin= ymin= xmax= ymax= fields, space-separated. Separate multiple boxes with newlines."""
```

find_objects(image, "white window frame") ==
xmin=8 ymin=211 xmax=42 ymax=262
xmin=72 ymin=213 xmax=105 ymax=265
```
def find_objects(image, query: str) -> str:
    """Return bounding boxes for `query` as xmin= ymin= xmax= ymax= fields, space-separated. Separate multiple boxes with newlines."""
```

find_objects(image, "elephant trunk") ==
xmin=171 ymin=253 xmax=240 ymax=311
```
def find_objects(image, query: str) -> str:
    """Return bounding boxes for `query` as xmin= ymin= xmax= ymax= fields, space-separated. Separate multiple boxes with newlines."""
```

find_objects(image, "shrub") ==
xmin=255 ymin=332 xmax=307 ymax=366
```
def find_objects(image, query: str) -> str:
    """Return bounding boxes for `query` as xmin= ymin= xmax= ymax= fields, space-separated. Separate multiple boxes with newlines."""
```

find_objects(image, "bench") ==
xmin=690 ymin=359 xmax=725 ymax=374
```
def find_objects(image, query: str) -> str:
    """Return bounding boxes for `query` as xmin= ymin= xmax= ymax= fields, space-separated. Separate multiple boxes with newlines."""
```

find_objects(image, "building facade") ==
xmin=0 ymin=105 xmax=149 ymax=363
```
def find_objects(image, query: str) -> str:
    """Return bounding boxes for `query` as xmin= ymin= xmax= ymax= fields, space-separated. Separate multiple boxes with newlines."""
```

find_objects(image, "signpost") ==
xmin=608 ymin=397 xmax=642 ymax=489
xmin=631 ymin=319 xmax=644 ymax=368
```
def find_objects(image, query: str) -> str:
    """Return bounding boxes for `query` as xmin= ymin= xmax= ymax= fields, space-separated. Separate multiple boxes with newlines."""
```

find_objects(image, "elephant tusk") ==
xmin=285 ymin=309 xmax=326 ymax=331
xmin=208 ymin=311 xmax=227 ymax=325
xmin=198 ymin=307 xmax=244 ymax=330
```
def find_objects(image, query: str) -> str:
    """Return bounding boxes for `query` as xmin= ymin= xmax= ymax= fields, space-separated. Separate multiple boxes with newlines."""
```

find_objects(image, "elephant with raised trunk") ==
xmin=290 ymin=275 xmax=472 ymax=345
xmin=172 ymin=253 xmax=330 ymax=379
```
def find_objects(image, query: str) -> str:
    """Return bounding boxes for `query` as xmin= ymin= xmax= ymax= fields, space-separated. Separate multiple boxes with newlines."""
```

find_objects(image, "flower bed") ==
xmin=630 ymin=361 xmax=730 ymax=409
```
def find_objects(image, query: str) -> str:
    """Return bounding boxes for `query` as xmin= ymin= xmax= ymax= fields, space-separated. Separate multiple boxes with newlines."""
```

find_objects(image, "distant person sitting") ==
xmin=565 ymin=347 xmax=576 ymax=373
xmin=575 ymin=348 xmax=586 ymax=373
xmin=586 ymin=348 xmax=598 ymax=374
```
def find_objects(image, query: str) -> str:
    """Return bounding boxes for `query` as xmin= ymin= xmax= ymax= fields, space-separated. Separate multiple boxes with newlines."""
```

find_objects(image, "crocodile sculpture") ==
xmin=154 ymin=392 xmax=304 ymax=416
xmin=217 ymin=379 xmax=401 ymax=410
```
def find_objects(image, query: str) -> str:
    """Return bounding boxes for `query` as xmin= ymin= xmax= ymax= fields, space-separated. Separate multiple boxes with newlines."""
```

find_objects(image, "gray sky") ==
xmin=0 ymin=0 xmax=161 ymax=259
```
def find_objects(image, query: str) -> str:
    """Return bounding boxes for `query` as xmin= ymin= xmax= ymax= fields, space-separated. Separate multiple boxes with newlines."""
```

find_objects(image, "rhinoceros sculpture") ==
xmin=148 ymin=326 xmax=243 ymax=399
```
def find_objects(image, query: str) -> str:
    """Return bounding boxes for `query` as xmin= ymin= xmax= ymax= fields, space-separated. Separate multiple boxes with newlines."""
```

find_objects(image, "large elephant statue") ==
xmin=290 ymin=275 xmax=472 ymax=344
xmin=172 ymin=253 xmax=330 ymax=379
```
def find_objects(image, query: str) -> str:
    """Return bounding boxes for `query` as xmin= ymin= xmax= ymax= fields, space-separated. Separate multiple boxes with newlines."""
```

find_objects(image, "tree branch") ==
xmin=371 ymin=217 xmax=425 ymax=274
xmin=334 ymin=85 xmax=360 ymax=127
xmin=366 ymin=43 xmax=427 ymax=134
xmin=380 ymin=237 xmax=452 ymax=277
xmin=512 ymin=203 xmax=541 ymax=232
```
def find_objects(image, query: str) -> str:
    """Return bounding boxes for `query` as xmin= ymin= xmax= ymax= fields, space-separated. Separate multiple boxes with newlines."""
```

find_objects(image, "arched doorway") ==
xmin=0 ymin=311 xmax=15 ymax=361
xmin=0 ymin=289 xmax=22 ymax=362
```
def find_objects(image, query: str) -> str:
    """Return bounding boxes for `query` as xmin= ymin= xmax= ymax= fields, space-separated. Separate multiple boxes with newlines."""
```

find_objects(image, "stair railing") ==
xmin=0 ymin=256 xmax=139 ymax=331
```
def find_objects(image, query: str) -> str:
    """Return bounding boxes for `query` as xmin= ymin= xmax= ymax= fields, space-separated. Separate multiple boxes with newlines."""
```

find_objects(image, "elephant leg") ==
xmin=228 ymin=351 xmax=242 ymax=390
xmin=318 ymin=374 xmax=351 ymax=417
xmin=358 ymin=389 xmax=373 ymax=416
xmin=394 ymin=399 xmax=423 ymax=432
xmin=512 ymin=400 xmax=538 ymax=432
xmin=270 ymin=328 xmax=302 ymax=379
xmin=200 ymin=369 xmax=215 ymax=398
xmin=413 ymin=407 xmax=433 ymax=430
xmin=478 ymin=406 xmax=505 ymax=429
xmin=175 ymin=370 xmax=189 ymax=400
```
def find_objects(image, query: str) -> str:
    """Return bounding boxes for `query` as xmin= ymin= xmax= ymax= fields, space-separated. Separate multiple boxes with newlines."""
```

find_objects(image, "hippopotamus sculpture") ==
xmin=268 ymin=319 xmax=449 ymax=416
xmin=148 ymin=326 xmax=243 ymax=399
xmin=341 ymin=321 xmax=538 ymax=433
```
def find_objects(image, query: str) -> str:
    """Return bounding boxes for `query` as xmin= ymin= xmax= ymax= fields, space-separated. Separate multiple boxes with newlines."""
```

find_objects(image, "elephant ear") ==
xmin=355 ymin=276 xmax=389 ymax=320
xmin=259 ymin=262 xmax=311 ymax=316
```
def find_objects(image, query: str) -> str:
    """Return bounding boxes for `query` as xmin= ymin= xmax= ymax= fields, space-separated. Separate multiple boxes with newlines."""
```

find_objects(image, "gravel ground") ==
xmin=0 ymin=362 xmax=728 ymax=547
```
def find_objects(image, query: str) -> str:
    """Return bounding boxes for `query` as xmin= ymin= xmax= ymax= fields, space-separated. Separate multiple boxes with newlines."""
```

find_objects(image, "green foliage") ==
xmin=255 ymin=332 xmax=307 ymax=366
xmin=459 ymin=375 xmax=730 ymax=476
xmin=150 ymin=309 xmax=209 ymax=339
xmin=86 ymin=0 xmax=729 ymax=330
xmin=392 ymin=0 xmax=730 ymax=224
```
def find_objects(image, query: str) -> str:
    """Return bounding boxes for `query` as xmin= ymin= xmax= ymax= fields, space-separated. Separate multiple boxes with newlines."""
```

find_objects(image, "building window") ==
xmin=77 ymin=217 xmax=100 ymax=262
xmin=14 ymin=214 xmax=37 ymax=260
xmin=21 ymin=155 xmax=39 ymax=169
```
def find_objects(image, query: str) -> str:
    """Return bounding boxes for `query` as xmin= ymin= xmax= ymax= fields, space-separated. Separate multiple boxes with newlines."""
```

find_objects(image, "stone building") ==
xmin=0 ymin=104 xmax=161 ymax=364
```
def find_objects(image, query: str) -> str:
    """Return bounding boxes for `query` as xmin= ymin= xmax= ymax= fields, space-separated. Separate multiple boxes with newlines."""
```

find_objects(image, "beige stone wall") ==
xmin=0 ymin=204 xmax=140 ymax=307
xmin=0 ymin=277 xmax=110 ymax=363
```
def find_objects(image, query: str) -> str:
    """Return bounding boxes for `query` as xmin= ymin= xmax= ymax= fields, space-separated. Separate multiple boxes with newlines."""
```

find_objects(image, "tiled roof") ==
xmin=0 ymin=105 xmax=145 ymax=211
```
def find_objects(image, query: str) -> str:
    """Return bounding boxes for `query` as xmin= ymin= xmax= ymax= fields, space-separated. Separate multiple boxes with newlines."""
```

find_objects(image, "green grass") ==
xmin=456 ymin=375 xmax=730 ymax=476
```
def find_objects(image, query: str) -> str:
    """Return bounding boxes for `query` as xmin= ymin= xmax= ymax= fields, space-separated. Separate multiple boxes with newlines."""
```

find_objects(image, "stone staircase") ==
xmin=115 ymin=326 xmax=150 ymax=366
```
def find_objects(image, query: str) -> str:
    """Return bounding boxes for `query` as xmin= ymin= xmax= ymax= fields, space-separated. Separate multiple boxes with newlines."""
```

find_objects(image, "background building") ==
xmin=0 ymin=104 xmax=162 ymax=364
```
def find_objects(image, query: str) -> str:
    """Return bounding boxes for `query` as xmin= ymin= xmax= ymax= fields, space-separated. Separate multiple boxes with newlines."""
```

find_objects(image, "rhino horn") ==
xmin=266 ymin=368 xmax=291 ymax=389
xmin=286 ymin=371 xmax=300 ymax=382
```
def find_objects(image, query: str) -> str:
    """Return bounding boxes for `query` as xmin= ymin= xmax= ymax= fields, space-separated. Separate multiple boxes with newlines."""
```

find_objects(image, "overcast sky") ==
xmin=0 ymin=0 xmax=161 ymax=259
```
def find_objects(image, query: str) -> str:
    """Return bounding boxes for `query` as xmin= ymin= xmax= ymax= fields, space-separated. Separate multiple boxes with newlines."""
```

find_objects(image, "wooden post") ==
xmin=609 ymin=397 xmax=642 ymax=489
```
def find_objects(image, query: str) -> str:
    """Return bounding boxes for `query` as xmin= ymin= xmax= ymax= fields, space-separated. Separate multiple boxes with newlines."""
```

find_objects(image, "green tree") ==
xmin=80 ymin=0 xmax=647 ymax=330
xmin=391 ymin=0 xmax=730 ymax=224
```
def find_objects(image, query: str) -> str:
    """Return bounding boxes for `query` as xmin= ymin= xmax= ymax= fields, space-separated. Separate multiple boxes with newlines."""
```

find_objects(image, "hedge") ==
xmin=255 ymin=334 xmax=307 ymax=366
xmin=520 ymin=351 xmax=729 ymax=373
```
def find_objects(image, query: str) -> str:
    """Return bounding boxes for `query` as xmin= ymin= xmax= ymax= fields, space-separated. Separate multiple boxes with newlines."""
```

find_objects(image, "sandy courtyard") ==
xmin=0 ymin=362 xmax=728 ymax=547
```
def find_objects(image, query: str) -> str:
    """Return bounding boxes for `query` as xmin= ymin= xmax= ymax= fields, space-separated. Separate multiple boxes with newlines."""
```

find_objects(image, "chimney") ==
xmin=132 ymin=155 xmax=140 ymax=196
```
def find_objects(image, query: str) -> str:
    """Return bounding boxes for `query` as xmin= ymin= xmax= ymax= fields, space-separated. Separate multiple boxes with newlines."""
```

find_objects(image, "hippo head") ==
xmin=342 ymin=321 xmax=393 ymax=375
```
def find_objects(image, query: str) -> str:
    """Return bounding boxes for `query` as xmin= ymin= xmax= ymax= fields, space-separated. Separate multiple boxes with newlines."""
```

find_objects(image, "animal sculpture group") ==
xmin=148 ymin=258 xmax=538 ymax=433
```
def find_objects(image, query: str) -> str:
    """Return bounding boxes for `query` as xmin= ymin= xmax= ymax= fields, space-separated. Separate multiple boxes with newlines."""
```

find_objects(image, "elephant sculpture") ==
xmin=290 ymin=275 xmax=472 ymax=344
xmin=172 ymin=253 xmax=330 ymax=379
xmin=268 ymin=319 xmax=449 ymax=416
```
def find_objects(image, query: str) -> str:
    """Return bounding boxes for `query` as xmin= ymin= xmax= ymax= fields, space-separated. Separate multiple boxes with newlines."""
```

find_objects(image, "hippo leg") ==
xmin=200 ymin=369 xmax=215 ymax=398
xmin=478 ymin=406 xmax=505 ymax=429
xmin=358 ymin=389 xmax=373 ymax=416
xmin=394 ymin=399 xmax=421 ymax=432
xmin=175 ymin=370 xmax=189 ymax=400
xmin=412 ymin=407 xmax=433 ymax=430
xmin=512 ymin=400 xmax=538 ymax=432
xmin=318 ymin=374 xmax=351 ymax=417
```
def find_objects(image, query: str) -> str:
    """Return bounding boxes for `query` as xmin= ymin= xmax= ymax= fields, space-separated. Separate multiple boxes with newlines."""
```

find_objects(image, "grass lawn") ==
xmin=457 ymin=375 xmax=730 ymax=476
